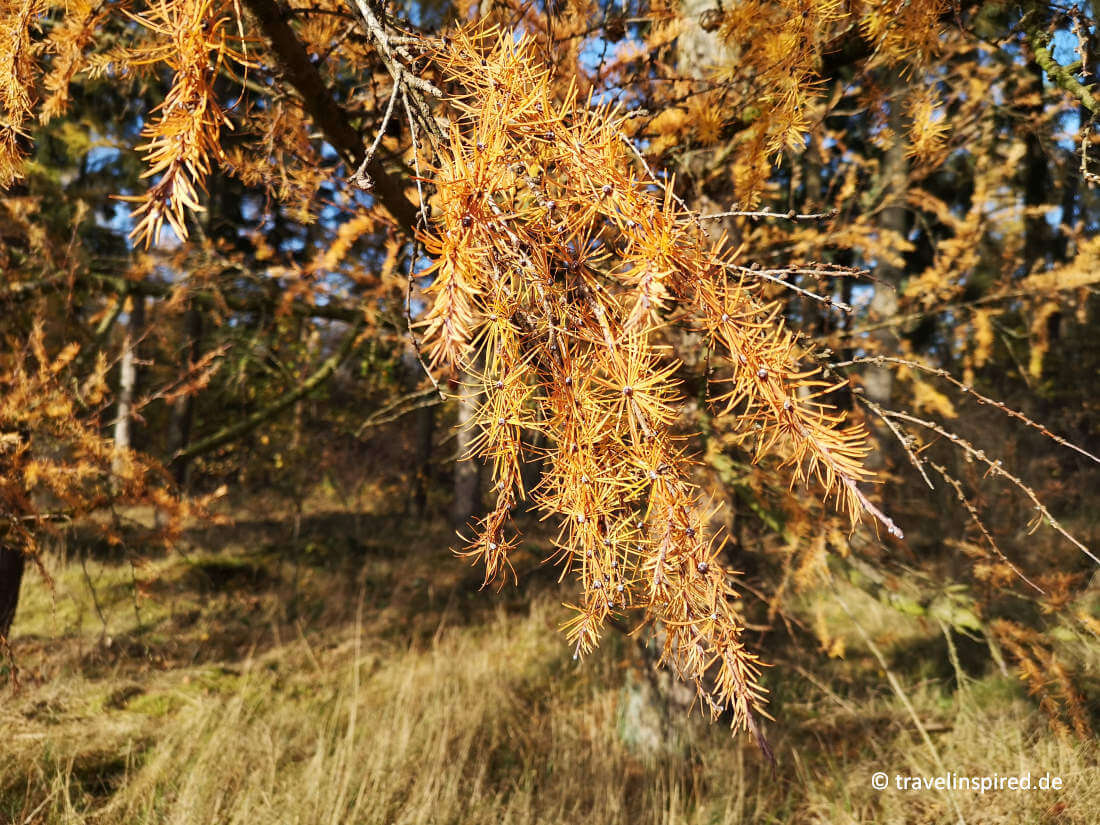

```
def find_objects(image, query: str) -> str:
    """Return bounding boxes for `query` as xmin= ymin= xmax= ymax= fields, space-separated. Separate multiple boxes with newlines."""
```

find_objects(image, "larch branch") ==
xmin=241 ymin=0 xmax=419 ymax=235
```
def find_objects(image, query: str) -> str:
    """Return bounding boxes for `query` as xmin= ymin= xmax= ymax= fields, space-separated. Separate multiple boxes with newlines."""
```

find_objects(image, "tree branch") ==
xmin=241 ymin=0 xmax=420 ymax=235
xmin=355 ymin=386 xmax=442 ymax=434
xmin=4 ymin=269 xmax=368 ymax=325
xmin=1023 ymin=12 xmax=1099 ymax=114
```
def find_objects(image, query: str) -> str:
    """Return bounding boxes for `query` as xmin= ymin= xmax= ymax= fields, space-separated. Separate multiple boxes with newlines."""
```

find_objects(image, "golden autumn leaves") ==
xmin=1 ymin=0 xmax=246 ymax=242
xmin=0 ymin=0 xmax=43 ymax=188
xmin=416 ymin=28 xmax=895 ymax=736
xmin=124 ymin=0 xmax=247 ymax=247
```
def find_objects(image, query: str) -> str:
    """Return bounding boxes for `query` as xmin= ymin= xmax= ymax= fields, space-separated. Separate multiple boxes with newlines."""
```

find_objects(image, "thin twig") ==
xmin=882 ymin=409 xmax=1099 ymax=567
xmin=618 ymin=133 xmax=695 ymax=219
xmin=400 ymin=88 xmax=444 ymax=400
xmin=928 ymin=461 xmax=1045 ymax=595
xmin=351 ymin=78 xmax=402 ymax=189
xmin=861 ymin=395 xmax=935 ymax=490
xmin=701 ymin=207 xmax=838 ymax=221
xmin=730 ymin=264 xmax=853 ymax=313
xmin=839 ymin=475 xmax=904 ymax=539
xmin=355 ymin=387 xmax=442 ymax=434
xmin=833 ymin=355 xmax=1100 ymax=466
xmin=347 ymin=0 xmax=443 ymax=143
xmin=401 ymin=90 xmax=430 ymax=225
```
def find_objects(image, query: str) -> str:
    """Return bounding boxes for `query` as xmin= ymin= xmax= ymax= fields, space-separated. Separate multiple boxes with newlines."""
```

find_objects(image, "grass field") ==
xmin=1 ymin=507 xmax=1096 ymax=824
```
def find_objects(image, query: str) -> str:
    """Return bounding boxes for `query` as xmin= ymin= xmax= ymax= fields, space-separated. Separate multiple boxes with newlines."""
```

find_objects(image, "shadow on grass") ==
xmin=12 ymin=508 xmax=570 ymax=682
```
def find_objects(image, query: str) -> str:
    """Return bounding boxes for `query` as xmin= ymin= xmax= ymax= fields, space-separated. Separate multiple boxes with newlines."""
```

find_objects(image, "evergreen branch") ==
xmin=174 ymin=319 xmax=366 ymax=462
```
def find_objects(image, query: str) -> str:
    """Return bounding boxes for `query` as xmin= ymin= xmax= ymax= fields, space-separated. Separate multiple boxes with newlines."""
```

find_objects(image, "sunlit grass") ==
xmin=2 ymin=520 xmax=1096 ymax=825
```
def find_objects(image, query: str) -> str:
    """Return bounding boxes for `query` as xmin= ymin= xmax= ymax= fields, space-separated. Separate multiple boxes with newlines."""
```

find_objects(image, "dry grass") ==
xmin=1 ymin=513 xmax=1097 ymax=825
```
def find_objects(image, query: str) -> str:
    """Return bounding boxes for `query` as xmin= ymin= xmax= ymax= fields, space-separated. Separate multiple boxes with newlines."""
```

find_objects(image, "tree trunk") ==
xmin=170 ymin=303 xmax=204 ymax=487
xmin=1056 ymin=107 xmax=1081 ymax=264
xmin=411 ymin=403 xmax=435 ymax=518
xmin=1023 ymin=61 xmax=1051 ymax=274
xmin=0 ymin=546 xmax=25 ymax=640
xmin=451 ymin=370 xmax=481 ymax=528
xmin=112 ymin=294 xmax=145 ymax=480
xmin=399 ymin=350 xmax=436 ymax=518
xmin=864 ymin=96 xmax=910 ymax=411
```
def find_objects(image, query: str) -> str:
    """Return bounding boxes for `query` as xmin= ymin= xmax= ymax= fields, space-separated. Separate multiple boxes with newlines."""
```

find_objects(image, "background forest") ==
xmin=1 ymin=0 xmax=1099 ymax=822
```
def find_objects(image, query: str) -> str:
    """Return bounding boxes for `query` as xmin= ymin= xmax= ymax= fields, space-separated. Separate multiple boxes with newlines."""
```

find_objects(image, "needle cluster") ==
xmin=419 ymin=27 xmax=898 ymax=736
xmin=123 ymin=0 xmax=247 ymax=247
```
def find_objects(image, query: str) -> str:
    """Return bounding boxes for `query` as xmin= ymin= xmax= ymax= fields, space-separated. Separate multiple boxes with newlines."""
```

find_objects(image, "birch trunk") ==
xmin=864 ymin=98 xmax=910 ymax=410
xmin=112 ymin=295 xmax=145 ymax=480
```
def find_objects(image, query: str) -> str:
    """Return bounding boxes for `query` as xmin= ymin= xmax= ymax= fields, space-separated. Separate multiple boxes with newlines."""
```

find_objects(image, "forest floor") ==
xmin=1 ymin=498 xmax=1097 ymax=825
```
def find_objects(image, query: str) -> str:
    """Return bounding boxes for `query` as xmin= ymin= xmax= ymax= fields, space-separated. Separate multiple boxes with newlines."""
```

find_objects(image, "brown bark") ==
xmin=410 ymin=404 xmax=435 ymax=518
xmin=0 ymin=546 xmax=25 ymax=640
xmin=1023 ymin=62 xmax=1051 ymax=273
